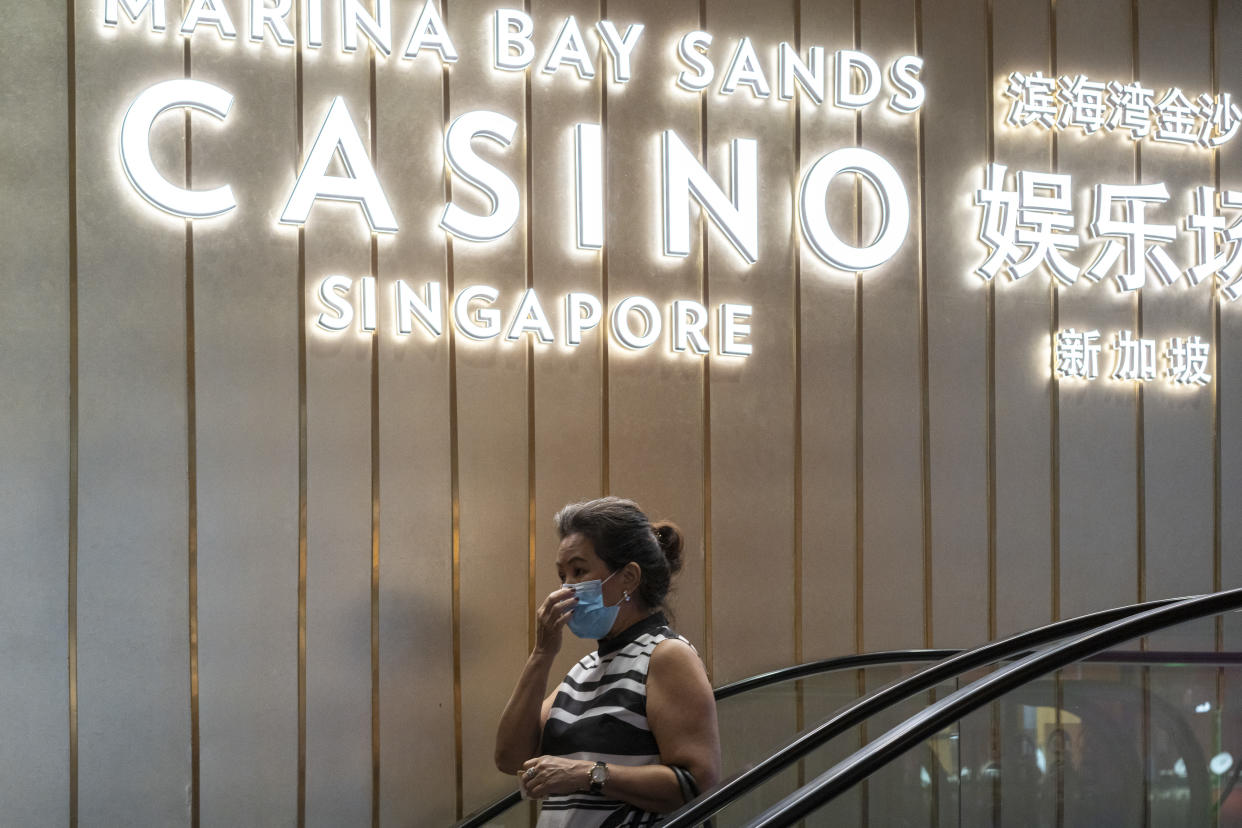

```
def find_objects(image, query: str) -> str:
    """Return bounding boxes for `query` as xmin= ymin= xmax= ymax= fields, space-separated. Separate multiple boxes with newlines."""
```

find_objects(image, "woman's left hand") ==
xmin=518 ymin=756 xmax=591 ymax=799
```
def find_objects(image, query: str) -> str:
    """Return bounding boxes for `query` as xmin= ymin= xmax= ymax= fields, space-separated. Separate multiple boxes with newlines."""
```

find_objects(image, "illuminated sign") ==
xmin=312 ymin=278 xmax=752 ymax=357
xmin=971 ymin=164 xmax=1242 ymax=294
xmin=120 ymin=79 xmax=237 ymax=218
xmin=978 ymin=163 xmax=1230 ymax=390
xmin=1053 ymin=329 xmax=1211 ymax=386
xmin=993 ymin=70 xmax=1233 ymax=390
xmin=1004 ymin=70 xmax=1241 ymax=147
xmin=107 ymin=6 xmax=924 ymax=279
xmin=98 ymin=4 xmax=1233 ymax=380
xmin=101 ymin=4 xmax=939 ymax=361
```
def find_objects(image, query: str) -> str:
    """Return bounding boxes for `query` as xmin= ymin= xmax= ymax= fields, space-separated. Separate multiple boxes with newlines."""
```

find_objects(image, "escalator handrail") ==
xmin=455 ymin=790 xmax=522 ymax=827
xmin=660 ymin=595 xmax=1183 ymax=828
xmin=452 ymin=650 xmax=956 ymax=827
xmin=749 ymin=587 xmax=1242 ymax=828
xmin=454 ymin=640 xmax=1239 ymax=826
xmin=712 ymin=649 xmax=958 ymax=701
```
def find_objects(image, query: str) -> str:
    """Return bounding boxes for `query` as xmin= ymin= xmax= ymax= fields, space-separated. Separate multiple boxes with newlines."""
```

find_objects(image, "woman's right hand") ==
xmin=533 ymin=587 xmax=577 ymax=657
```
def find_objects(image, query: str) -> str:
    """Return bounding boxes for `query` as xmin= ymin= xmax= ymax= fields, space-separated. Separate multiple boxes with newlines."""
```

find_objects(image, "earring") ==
xmin=623 ymin=590 xmax=631 ymax=602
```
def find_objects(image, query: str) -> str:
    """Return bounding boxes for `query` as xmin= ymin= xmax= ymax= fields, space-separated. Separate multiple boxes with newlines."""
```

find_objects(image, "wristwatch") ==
xmin=588 ymin=761 xmax=608 ymax=794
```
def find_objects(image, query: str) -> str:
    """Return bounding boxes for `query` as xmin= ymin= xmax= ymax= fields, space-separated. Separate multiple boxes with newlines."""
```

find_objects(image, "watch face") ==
xmin=590 ymin=764 xmax=607 ymax=784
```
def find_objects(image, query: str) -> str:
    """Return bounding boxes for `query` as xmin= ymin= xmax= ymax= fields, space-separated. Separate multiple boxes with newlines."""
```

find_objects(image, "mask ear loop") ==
xmin=564 ymin=571 xmax=612 ymax=592
xmin=618 ymin=565 xmax=638 ymax=603
xmin=599 ymin=569 xmax=630 ymax=609
xmin=600 ymin=568 xmax=635 ymax=605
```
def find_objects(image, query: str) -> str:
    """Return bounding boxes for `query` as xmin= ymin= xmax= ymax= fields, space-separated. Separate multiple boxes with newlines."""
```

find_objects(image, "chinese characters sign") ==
xmin=976 ymin=164 xmax=1242 ymax=298
xmin=1005 ymin=70 xmax=1241 ymax=148
xmin=1055 ymin=329 xmax=1212 ymax=386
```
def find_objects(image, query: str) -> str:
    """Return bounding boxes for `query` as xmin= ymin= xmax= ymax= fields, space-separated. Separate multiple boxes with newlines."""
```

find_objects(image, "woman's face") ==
xmin=555 ymin=533 xmax=611 ymax=585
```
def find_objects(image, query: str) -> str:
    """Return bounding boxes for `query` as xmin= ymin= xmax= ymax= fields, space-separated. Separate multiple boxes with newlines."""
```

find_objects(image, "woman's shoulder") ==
xmin=646 ymin=635 xmax=712 ymax=701
xmin=647 ymin=620 xmax=695 ymax=649
xmin=648 ymin=634 xmax=704 ymax=671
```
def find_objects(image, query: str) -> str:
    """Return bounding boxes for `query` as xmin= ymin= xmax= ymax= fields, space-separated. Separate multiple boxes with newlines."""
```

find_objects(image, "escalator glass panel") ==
xmin=711 ymin=665 xmax=963 ymax=827
xmin=777 ymin=614 xmax=1242 ymax=827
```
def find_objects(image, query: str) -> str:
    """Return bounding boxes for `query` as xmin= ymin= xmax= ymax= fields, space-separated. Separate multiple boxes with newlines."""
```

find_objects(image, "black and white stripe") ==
xmin=535 ymin=612 xmax=690 ymax=827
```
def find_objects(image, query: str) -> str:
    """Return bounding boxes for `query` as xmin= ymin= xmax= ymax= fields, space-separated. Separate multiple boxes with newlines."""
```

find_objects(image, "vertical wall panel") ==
xmin=857 ymin=0 xmax=932 ymax=807
xmin=302 ymin=22 xmax=374 ymax=827
xmin=992 ymin=8 xmax=1058 ymax=823
xmin=923 ymin=0 xmax=991 ymax=648
xmin=73 ymin=7 xmax=192 ymax=824
xmin=191 ymin=26 xmax=300 ymax=828
xmin=529 ymin=0 xmax=608 ymax=704
xmin=0 ymin=3 xmax=70 ymax=823
xmin=699 ymin=7 xmax=799 ymax=813
xmin=1220 ymin=0 xmax=1242 ymax=650
xmin=859 ymin=0 xmax=926 ymax=653
xmin=795 ymin=2 xmax=864 ymax=822
xmin=605 ymin=0 xmax=707 ymax=657
xmin=450 ymin=1 xmax=532 ymax=813
xmin=699 ymin=5 xmax=800 ymax=816
xmin=859 ymin=0 xmax=934 ymax=800
xmin=798 ymin=0 xmax=863 ymax=664
xmin=1137 ymin=0 xmax=1216 ymax=650
xmin=992 ymin=0 xmax=1055 ymax=639
xmin=375 ymin=12 xmax=456 ymax=826
xmin=705 ymin=0 xmax=797 ymax=686
xmin=1055 ymin=0 xmax=1141 ymax=620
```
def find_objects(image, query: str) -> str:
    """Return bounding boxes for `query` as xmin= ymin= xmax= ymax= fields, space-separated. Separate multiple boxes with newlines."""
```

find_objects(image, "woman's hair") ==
xmin=554 ymin=497 xmax=684 ymax=609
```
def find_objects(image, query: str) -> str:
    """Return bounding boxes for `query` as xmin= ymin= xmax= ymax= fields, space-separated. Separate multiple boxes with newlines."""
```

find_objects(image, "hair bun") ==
xmin=651 ymin=521 xmax=684 ymax=575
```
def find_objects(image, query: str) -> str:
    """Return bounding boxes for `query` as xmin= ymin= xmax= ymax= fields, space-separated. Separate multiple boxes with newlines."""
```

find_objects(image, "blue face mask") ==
xmin=564 ymin=571 xmax=623 ymax=640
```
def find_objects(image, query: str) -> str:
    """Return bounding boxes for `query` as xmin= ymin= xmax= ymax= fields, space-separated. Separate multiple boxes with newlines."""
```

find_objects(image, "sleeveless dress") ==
xmin=536 ymin=612 xmax=690 ymax=827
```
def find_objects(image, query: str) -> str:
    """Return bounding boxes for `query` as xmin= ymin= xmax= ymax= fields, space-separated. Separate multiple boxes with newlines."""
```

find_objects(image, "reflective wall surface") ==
xmin=2 ymin=0 xmax=1241 ymax=824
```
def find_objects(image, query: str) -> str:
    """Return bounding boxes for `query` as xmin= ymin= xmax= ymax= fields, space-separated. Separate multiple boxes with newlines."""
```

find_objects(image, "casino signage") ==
xmin=103 ymin=0 xmax=1233 ymax=382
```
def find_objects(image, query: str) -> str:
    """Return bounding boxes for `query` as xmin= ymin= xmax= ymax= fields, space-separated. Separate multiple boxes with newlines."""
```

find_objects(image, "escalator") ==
xmin=742 ymin=588 xmax=1242 ymax=827
xmin=457 ymin=589 xmax=1242 ymax=827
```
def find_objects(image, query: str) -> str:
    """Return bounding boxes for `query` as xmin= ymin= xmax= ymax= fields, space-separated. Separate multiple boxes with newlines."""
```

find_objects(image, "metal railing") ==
xmin=748 ymin=587 xmax=1242 ymax=827
xmin=456 ymin=592 xmax=1235 ymax=828
xmin=660 ymin=596 xmax=1182 ymax=827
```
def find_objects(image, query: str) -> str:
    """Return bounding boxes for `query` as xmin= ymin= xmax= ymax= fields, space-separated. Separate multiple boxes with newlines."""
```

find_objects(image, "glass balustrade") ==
xmin=752 ymin=612 xmax=1241 ymax=827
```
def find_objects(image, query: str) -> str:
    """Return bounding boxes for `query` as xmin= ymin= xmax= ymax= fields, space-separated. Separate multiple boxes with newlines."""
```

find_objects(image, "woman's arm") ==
xmin=644 ymin=637 xmax=721 ymax=793
xmin=494 ymin=587 xmax=578 ymax=774
xmin=520 ymin=758 xmax=683 ymax=812
xmin=494 ymin=652 xmax=557 ymax=774
xmin=519 ymin=637 xmax=721 ymax=813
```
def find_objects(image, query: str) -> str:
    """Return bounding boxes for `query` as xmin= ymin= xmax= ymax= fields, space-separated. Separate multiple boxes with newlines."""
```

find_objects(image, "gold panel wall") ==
xmin=1 ymin=0 xmax=1240 ymax=824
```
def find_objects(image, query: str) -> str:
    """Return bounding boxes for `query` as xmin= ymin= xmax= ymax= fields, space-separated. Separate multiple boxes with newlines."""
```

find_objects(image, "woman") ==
xmin=495 ymin=497 xmax=721 ymax=826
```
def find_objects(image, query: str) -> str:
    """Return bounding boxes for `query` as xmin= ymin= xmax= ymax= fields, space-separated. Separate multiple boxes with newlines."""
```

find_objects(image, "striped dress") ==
xmin=536 ymin=612 xmax=689 ymax=827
